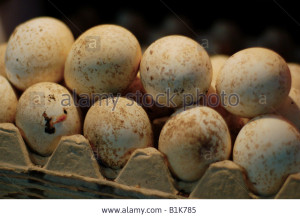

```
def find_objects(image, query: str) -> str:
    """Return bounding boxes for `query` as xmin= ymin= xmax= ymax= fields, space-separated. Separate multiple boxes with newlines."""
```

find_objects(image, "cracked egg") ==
xmin=16 ymin=82 xmax=81 ymax=156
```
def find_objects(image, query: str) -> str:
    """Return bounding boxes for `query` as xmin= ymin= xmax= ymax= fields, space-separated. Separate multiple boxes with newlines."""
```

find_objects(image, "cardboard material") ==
xmin=0 ymin=123 xmax=299 ymax=199
xmin=275 ymin=173 xmax=300 ymax=199
xmin=45 ymin=135 xmax=103 ymax=179
xmin=116 ymin=147 xmax=177 ymax=194
xmin=189 ymin=160 xmax=251 ymax=199
xmin=29 ymin=152 xmax=50 ymax=167
xmin=0 ymin=123 xmax=32 ymax=167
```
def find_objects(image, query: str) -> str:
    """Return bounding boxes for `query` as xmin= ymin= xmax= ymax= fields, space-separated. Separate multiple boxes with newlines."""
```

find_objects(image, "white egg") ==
xmin=64 ymin=25 xmax=141 ymax=97
xmin=233 ymin=115 xmax=300 ymax=196
xmin=16 ymin=82 xmax=81 ymax=156
xmin=216 ymin=48 xmax=291 ymax=118
xmin=5 ymin=17 xmax=74 ymax=91
xmin=84 ymin=97 xmax=153 ymax=169
xmin=0 ymin=43 xmax=7 ymax=77
xmin=207 ymin=54 xmax=229 ymax=96
xmin=140 ymin=35 xmax=212 ymax=107
xmin=288 ymin=63 xmax=300 ymax=90
xmin=276 ymin=88 xmax=300 ymax=131
xmin=159 ymin=106 xmax=231 ymax=181
xmin=0 ymin=75 xmax=18 ymax=123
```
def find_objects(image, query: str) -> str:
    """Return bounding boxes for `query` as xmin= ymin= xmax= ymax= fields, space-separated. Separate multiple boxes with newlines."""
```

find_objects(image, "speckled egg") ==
xmin=83 ymin=97 xmax=153 ymax=169
xmin=172 ymin=104 xmax=249 ymax=142
xmin=140 ymin=35 xmax=212 ymax=107
xmin=122 ymin=72 xmax=145 ymax=98
xmin=159 ymin=106 xmax=231 ymax=181
xmin=288 ymin=63 xmax=300 ymax=90
xmin=276 ymin=88 xmax=300 ymax=131
xmin=5 ymin=17 xmax=74 ymax=91
xmin=0 ymin=43 xmax=7 ymax=77
xmin=64 ymin=25 xmax=141 ymax=97
xmin=216 ymin=48 xmax=291 ymax=118
xmin=207 ymin=54 xmax=229 ymax=96
xmin=233 ymin=115 xmax=300 ymax=196
xmin=16 ymin=82 xmax=82 ymax=156
xmin=0 ymin=75 xmax=18 ymax=123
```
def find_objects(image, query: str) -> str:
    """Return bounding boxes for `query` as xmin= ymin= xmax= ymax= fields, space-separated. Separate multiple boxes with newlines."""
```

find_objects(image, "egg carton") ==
xmin=0 ymin=122 xmax=299 ymax=199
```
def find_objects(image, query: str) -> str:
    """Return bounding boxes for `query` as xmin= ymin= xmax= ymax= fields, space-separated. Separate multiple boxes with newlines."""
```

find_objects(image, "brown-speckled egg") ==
xmin=288 ymin=63 xmax=300 ymax=90
xmin=5 ymin=17 xmax=74 ymax=91
xmin=216 ymin=48 xmax=291 ymax=118
xmin=83 ymin=97 xmax=153 ymax=169
xmin=207 ymin=54 xmax=229 ymax=96
xmin=122 ymin=72 xmax=145 ymax=100
xmin=0 ymin=43 xmax=7 ymax=77
xmin=233 ymin=115 xmax=300 ymax=196
xmin=16 ymin=82 xmax=81 ymax=156
xmin=0 ymin=75 xmax=18 ymax=123
xmin=172 ymin=104 xmax=249 ymax=142
xmin=140 ymin=35 xmax=212 ymax=107
xmin=159 ymin=106 xmax=231 ymax=181
xmin=276 ymin=88 xmax=300 ymax=131
xmin=64 ymin=25 xmax=141 ymax=97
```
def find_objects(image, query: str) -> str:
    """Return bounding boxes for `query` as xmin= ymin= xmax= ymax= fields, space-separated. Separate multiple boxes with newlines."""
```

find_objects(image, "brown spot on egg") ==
xmin=42 ymin=111 xmax=55 ymax=134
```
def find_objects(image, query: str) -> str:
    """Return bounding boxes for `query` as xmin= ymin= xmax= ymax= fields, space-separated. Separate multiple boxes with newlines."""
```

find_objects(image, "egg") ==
xmin=84 ymin=97 xmax=153 ymax=169
xmin=140 ymin=35 xmax=212 ymax=107
xmin=172 ymin=104 xmax=248 ymax=143
xmin=159 ymin=106 xmax=231 ymax=181
xmin=122 ymin=72 xmax=173 ymax=120
xmin=288 ymin=63 xmax=300 ymax=90
xmin=0 ymin=43 xmax=7 ymax=77
xmin=5 ymin=17 xmax=74 ymax=91
xmin=207 ymin=55 xmax=229 ymax=96
xmin=16 ymin=82 xmax=81 ymax=156
xmin=276 ymin=88 xmax=300 ymax=131
xmin=0 ymin=75 xmax=18 ymax=123
xmin=64 ymin=25 xmax=141 ymax=97
xmin=223 ymin=114 xmax=249 ymax=141
xmin=122 ymin=72 xmax=145 ymax=101
xmin=233 ymin=115 xmax=300 ymax=196
xmin=216 ymin=48 xmax=291 ymax=118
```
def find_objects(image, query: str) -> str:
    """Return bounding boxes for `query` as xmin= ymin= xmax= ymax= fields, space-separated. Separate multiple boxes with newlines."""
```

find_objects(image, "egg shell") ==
xmin=123 ymin=72 xmax=145 ymax=94
xmin=122 ymin=72 xmax=145 ymax=102
xmin=207 ymin=54 xmax=229 ymax=96
xmin=140 ymin=35 xmax=212 ymax=107
xmin=16 ymin=82 xmax=82 ymax=156
xmin=172 ymin=104 xmax=248 ymax=143
xmin=122 ymin=72 xmax=173 ymax=120
xmin=288 ymin=63 xmax=300 ymax=90
xmin=64 ymin=24 xmax=141 ymax=97
xmin=233 ymin=115 xmax=300 ymax=196
xmin=216 ymin=47 xmax=291 ymax=118
xmin=0 ymin=75 xmax=18 ymax=123
xmin=83 ymin=97 xmax=153 ymax=169
xmin=0 ymin=43 xmax=7 ymax=78
xmin=5 ymin=17 xmax=74 ymax=91
xmin=276 ymin=88 xmax=300 ymax=131
xmin=159 ymin=106 xmax=231 ymax=182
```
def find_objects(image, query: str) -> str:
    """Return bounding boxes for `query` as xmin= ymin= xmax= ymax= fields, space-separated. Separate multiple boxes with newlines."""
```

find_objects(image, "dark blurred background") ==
xmin=1 ymin=0 xmax=300 ymax=62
